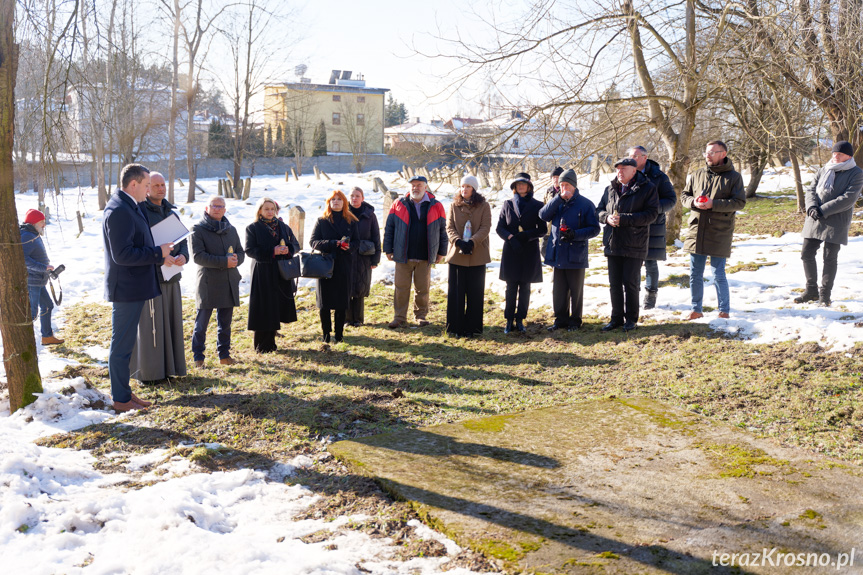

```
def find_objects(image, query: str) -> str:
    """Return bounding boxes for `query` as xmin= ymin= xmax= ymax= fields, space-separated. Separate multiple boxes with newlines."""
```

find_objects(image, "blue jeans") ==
xmin=192 ymin=308 xmax=233 ymax=361
xmin=109 ymin=300 xmax=146 ymax=402
xmin=690 ymin=254 xmax=728 ymax=313
xmin=643 ymin=259 xmax=659 ymax=292
xmin=29 ymin=286 xmax=54 ymax=337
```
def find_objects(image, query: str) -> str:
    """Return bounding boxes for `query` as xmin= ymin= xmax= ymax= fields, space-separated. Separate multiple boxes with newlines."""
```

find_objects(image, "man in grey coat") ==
xmin=191 ymin=196 xmax=245 ymax=366
xmin=795 ymin=141 xmax=863 ymax=307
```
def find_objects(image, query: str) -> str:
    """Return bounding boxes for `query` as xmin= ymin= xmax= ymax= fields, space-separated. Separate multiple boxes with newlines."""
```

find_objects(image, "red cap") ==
xmin=24 ymin=209 xmax=46 ymax=225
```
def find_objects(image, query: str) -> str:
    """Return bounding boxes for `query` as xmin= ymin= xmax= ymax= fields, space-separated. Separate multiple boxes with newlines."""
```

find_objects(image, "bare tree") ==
xmin=335 ymin=96 xmax=382 ymax=172
xmin=1 ymin=0 xmax=42 ymax=410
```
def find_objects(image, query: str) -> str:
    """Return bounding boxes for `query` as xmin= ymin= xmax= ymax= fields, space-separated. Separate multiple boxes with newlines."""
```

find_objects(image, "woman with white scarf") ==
xmin=796 ymin=140 xmax=863 ymax=306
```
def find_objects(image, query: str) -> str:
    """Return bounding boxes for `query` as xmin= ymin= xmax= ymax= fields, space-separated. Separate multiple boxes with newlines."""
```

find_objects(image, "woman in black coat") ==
xmin=245 ymin=197 xmax=300 ymax=353
xmin=346 ymin=187 xmax=381 ymax=326
xmin=496 ymin=172 xmax=548 ymax=333
xmin=309 ymin=190 xmax=359 ymax=343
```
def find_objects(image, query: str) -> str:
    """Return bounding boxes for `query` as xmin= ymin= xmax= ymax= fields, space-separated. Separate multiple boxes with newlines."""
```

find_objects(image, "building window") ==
xmin=332 ymin=113 xmax=340 ymax=125
xmin=356 ymin=114 xmax=365 ymax=126
xmin=332 ymin=141 xmax=340 ymax=153
xmin=513 ymin=139 xmax=519 ymax=148
xmin=357 ymin=96 xmax=365 ymax=103
xmin=332 ymin=95 xmax=341 ymax=102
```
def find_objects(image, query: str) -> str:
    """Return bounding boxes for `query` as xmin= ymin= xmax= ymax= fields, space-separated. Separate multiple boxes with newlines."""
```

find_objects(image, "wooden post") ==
xmin=291 ymin=167 xmax=298 ymax=181
xmin=321 ymin=170 xmax=331 ymax=181
xmin=382 ymin=190 xmax=400 ymax=213
xmin=313 ymin=165 xmax=321 ymax=180
xmin=288 ymin=205 xmax=305 ymax=249
xmin=285 ymin=170 xmax=290 ymax=181
xmin=178 ymin=178 xmax=184 ymax=187
xmin=243 ymin=178 xmax=251 ymax=201
xmin=217 ymin=179 xmax=223 ymax=196
xmin=76 ymin=211 xmax=84 ymax=235
xmin=372 ymin=176 xmax=388 ymax=193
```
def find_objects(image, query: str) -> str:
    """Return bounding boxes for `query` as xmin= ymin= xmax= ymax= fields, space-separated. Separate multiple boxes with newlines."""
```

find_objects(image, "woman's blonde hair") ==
xmin=254 ymin=196 xmax=279 ymax=220
xmin=322 ymin=190 xmax=358 ymax=223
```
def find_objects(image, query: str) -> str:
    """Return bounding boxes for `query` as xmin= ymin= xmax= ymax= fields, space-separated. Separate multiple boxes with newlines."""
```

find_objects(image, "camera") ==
xmin=48 ymin=264 xmax=65 ymax=280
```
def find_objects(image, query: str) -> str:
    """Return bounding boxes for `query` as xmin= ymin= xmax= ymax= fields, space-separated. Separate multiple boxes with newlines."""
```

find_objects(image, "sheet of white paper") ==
xmin=151 ymin=212 xmax=190 ymax=282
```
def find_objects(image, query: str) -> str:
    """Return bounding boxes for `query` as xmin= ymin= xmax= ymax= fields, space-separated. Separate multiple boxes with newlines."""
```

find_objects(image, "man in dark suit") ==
xmin=103 ymin=164 xmax=174 ymax=412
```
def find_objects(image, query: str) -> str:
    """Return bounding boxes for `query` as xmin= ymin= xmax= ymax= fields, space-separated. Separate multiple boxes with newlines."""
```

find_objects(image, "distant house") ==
xmin=465 ymin=111 xmax=579 ymax=157
xmin=384 ymin=121 xmax=455 ymax=150
xmin=263 ymin=71 xmax=389 ymax=155
xmin=444 ymin=117 xmax=484 ymax=131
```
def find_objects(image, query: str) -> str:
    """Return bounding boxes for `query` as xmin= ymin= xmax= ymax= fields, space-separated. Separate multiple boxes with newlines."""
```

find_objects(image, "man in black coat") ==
xmin=103 ymin=164 xmax=174 ymax=412
xmin=627 ymin=146 xmax=676 ymax=309
xmin=596 ymin=158 xmax=659 ymax=332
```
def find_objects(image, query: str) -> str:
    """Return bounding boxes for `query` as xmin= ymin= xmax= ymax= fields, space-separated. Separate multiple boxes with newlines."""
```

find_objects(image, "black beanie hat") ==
xmin=559 ymin=169 xmax=578 ymax=189
xmin=832 ymin=141 xmax=854 ymax=157
xmin=551 ymin=166 xmax=564 ymax=177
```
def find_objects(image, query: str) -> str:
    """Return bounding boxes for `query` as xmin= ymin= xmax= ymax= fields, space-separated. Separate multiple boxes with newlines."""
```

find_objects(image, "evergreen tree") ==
xmin=385 ymin=94 xmax=409 ymax=127
xmin=266 ymin=125 xmax=274 ymax=156
xmin=207 ymin=119 xmax=232 ymax=159
xmin=312 ymin=120 xmax=327 ymax=156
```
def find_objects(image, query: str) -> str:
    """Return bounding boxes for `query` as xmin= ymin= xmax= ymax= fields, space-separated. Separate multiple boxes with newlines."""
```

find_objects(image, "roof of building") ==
xmin=384 ymin=122 xmax=453 ymax=136
xmin=266 ymin=81 xmax=389 ymax=96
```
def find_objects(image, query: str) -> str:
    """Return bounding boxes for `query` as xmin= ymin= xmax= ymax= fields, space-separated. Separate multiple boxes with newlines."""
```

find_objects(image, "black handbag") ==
xmin=358 ymin=240 xmax=376 ymax=256
xmin=277 ymin=256 xmax=301 ymax=281
xmin=300 ymin=250 xmax=334 ymax=279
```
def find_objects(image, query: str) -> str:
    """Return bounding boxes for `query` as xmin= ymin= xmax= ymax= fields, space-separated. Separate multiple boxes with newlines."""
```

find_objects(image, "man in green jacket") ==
xmin=680 ymin=140 xmax=746 ymax=320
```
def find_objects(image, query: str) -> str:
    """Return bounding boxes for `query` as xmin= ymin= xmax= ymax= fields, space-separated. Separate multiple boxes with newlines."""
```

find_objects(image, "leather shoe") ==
xmin=504 ymin=319 xmax=513 ymax=334
xmin=113 ymin=400 xmax=145 ymax=413
xmin=547 ymin=323 xmax=564 ymax=332
xmin=131 ymin=393 xmax=152 ymax=407
xmin=219 ymin=357 xmax=237 ymax=366
xmin=622 ymin=321 xmax=637 ymax=332
xmin=417 ymin=319 xmax=430 ymax=327
xmin=601 ymin=320 xmax=624 ymax=332
xmin=41 ymin=336 xmax=64 ymax=345
xmin=516 ymin=319 xmax=526 ymax=332
xmin=717 ymin=312 xmax=730 ymax=319
xmin=687 ymin=311 xmax=704 ymax=320
xmin=388 ymin=319 xmax=403 ymax=329
xmin=567 ymin=324 xmax=580 ymax=332
xmin=194 ymin=360 xmax=204 ymax=368
xmin=794 ymin=291 xmax=819 ymax=304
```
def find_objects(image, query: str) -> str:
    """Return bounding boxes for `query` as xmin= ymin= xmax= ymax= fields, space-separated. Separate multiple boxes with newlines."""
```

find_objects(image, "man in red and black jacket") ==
xmin=383 ymin=176 xmax=447 ymax=328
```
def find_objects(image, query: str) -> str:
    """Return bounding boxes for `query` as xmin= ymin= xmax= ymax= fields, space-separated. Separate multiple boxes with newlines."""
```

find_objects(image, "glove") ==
xmin=560 ymin=228 xmax=576 ymax=242
xmin=462 ymin=240 xmax=474 ymax=255
xmin=508 ymin=237 xmax=523 ymax=252
xmin=807 ymin=206 xmax=823 ymax=221
xmin=455 ymin=239 xmax=467 ymax=252
xmin=515 ymin=231 xmax=529 ymax=243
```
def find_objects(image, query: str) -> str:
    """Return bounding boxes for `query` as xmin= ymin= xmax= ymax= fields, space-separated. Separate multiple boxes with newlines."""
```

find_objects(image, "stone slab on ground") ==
xmin=329 ymin=398 xmax=863 ymax=574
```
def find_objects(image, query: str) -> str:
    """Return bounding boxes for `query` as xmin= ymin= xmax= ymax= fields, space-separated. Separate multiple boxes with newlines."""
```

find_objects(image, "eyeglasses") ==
xmin=209 ymin=205 xmax=226 ymax=209
xmin=704 ymin=151 xmax=724 ymax=156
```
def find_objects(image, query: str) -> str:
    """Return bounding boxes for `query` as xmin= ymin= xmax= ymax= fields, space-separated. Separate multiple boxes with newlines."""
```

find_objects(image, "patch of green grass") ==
xmin=726 ymin=261 xmax=779 ymax=274
xmin=701 ymin=442 xmax=793 ymax=478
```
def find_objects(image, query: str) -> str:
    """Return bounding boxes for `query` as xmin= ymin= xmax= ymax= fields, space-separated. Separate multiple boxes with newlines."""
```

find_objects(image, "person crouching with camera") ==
xmin=20 ymin=209 xmax=63 ymax=345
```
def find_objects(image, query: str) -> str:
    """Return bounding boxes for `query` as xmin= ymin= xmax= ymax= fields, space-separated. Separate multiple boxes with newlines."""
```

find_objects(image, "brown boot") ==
xmin=113 ymin=400 xmax=145 ymax=413
xmin=131 ymin=393 xmax=152 ymax=408
xmin=42 ymin=335 xmax=64 ymax=345
xmin=219 ymin=357 xmax=238 ymax=366
xmin=194 ymin=360 xmax=205 ymax=368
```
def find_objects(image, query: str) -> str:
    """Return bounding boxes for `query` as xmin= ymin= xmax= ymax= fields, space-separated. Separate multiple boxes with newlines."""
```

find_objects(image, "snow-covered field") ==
xmin=3 ymin=165 xmax=863 ymax=573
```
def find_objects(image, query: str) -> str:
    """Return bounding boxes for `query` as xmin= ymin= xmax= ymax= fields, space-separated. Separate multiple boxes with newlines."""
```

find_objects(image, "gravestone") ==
xmin=331 ymin=398 xmax=863 ymax=574
xmin=288 ymin=205 xmax=305 ymax=249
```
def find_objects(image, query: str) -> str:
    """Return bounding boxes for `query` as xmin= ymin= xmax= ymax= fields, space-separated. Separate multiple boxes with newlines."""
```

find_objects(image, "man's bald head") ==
xmin=149 ymin=172 xmax=167 ymax=204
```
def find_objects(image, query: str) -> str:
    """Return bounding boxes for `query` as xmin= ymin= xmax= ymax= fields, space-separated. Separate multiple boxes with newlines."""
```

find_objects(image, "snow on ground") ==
xmin=2 ymin=164 xmax=862 ymax=573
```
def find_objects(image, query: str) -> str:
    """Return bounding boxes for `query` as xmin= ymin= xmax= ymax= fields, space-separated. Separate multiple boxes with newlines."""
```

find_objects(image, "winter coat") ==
xmin=245 ymin=218 xmax=299 ymax=330
xmin=309 ymin=213 xmax=359 ymax=310
xmin=498 ymin=192 xmax=548 ymax=282
xmin=642 ymin=159 xmax=677 ymax=261
xmin=102 ymin=190 xmax=162 ymax=303
xmin=543 ymin=185 xmax=560 ymax=205
xmin=681 ymin=158 xmax=746 ymax=258
xmin=382 ymin=193 xmax=448 ymax=264
xmin=802 ymin=164 xmax=863 ymax=245
xmin=597 ymin=171 xmax=660 ymax=260
xmin=446 ymin=199 xmax=492 ymax=267
xmin=191 ymin=214 xmax=245 ymax=309
xmin=349 ymin=202 xmax=381 ymax=299
xmin=539 ymin=190 xmax=600 ymax=269
xmin=20 ymin=223 xmax=50 ymax=288
xmin=141 ymin=197 xmax=189 ymax=283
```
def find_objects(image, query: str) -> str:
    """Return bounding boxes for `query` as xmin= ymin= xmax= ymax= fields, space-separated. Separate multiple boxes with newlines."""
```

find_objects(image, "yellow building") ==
xmin=264 ymin=71 xmax=388 ymax=156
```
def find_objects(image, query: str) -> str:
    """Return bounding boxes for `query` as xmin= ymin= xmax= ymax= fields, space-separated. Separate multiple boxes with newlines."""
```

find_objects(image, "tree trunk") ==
xmin=0 ymin=0 xmax=42 ymax=410
xmin=745 ymin=149 xmax=767 ymax=198
xmin=789 ymin=150 xmax=805 ymax=212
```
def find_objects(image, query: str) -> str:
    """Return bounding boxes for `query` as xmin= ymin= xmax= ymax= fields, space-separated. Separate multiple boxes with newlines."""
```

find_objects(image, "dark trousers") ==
xmin=447 ymin=264 xmax=486 ymax=335
xmin=29 ymin=285 xmax=54 ymax=337
xmin=109 ymin=300 xmax=146 ymax=402
xmin=254 ymin=331 xmax=277 ymax=353
xmin=320 ymin=308 xmax=346 ymax=338
xmin=607 ymin=256 xmax=643 ymax=323
xmin=192 ymin=307 xmax=233 ymax=360
xmin=552 ymin=268 xmax=585 ymax=327
xmin=801 ymin=238 xmax=841 ymax=294
xmin=346 ymin=297 xmax=365 ymax=325
xmin=504 ymin=281 xmax=531 ymax=321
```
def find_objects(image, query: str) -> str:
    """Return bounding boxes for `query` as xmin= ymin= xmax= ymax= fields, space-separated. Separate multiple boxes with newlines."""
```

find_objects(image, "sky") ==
xmin=291 ymin=0 xmax=496 ymax=123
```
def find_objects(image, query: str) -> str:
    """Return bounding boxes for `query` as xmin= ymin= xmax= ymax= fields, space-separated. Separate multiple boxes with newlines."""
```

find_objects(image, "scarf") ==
xmin=817 ymin=157 xmax=858 ymax=198
xmin=260 ymin=217 xmax=280 ymax=238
